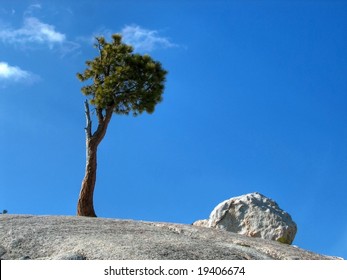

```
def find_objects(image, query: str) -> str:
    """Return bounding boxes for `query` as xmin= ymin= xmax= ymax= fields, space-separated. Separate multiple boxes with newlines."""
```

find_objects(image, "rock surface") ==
xmin=193 ymin=192 xmax=297 ymax=244
xmin=0 ymin=215 xmax=340 ymax=260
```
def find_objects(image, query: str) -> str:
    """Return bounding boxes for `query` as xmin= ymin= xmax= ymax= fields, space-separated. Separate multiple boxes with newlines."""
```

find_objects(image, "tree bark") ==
xmin=77 ymin=101 xmax=114 ymax=217
xmin=77 ymin=138 xmax=98 ymax=217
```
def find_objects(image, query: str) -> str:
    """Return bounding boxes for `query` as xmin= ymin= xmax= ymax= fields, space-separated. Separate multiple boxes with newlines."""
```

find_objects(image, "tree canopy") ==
xmin=77 ymin=34 xmax=167 ymax=116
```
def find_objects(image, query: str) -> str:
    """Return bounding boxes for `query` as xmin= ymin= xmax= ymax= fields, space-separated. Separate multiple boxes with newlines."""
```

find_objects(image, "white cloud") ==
xmin=0 ymin=17 xmax=65 ymax=48
xmin=24 ymin=3 xmax=42 ymax=17
xmin=0 ymin=62 xmax=38 ymax=84
xmin=80 ymin=25 xmax=178 ymax=53
xmin=0 ymin=62 xmax=30 ymax=80
xmin=121 ymin=25 xmax=177 ymax=52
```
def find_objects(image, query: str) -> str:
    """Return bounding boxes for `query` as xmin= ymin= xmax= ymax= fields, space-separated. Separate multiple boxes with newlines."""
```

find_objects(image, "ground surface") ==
xmin=0 ymin=215 xmax=340 ymax=260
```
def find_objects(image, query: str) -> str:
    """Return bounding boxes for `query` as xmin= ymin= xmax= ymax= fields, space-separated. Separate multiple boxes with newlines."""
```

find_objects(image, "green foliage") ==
xmin=77 ymin=34 xmax=167 ymax=116
xmin=1 ymin=209 xmax=8 ymax=214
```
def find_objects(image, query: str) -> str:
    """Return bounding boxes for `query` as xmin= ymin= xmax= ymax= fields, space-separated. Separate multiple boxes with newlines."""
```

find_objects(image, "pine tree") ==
xmin=76 ymin=34 xmax=167 ymax=217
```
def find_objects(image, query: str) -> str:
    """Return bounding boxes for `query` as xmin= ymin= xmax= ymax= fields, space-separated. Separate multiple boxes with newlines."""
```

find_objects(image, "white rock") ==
xmin=194 ymin=192 xmax=297 ymax=244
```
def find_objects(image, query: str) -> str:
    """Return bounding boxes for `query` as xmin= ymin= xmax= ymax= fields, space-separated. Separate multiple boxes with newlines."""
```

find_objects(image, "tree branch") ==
xmin=96 ymin=39 xmax=103 ymax=57
xmin=93 ymin=105 xmax=115 ymax=146
xmin=96 ymin=108 xmax=104 ymax=124
xmin=84 ymin=100 xmax=92 ymax=139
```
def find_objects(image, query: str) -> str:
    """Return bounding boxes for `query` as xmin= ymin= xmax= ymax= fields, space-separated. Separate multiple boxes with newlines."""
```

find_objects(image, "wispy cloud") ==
xmin=0 ymin=62 xmax=38 ymax=84
xmin=80 ymin=25 xmax=178 ymax=53
xmin=0 ymin=62 xmax=30 ymax=80
xmin=24 ymin=3 xmax=42 ymax=17
xmin=0 ymin=4 xmax=80 ymax=57
xmin=0 ymin=17 xmax=66 ymax=48
xmin=121 ymin=25 xmax=178 ymax=52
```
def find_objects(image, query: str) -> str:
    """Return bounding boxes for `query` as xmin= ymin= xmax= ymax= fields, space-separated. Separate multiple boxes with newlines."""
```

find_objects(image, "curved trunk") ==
xmin=77 ymin=101 xmax=114 ymax=217
xmin=77 ymin=139 xmax=98 ymax=217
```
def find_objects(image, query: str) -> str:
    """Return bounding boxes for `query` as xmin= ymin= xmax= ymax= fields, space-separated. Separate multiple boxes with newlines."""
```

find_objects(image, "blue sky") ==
xmin=1 ymin=0 xmax=346 ymax=259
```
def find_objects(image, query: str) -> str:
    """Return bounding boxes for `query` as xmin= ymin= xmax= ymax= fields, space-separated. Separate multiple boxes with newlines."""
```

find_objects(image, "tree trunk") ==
xmin=77 ymin=138 xmax=98 ymax=217
xmin=77 ymin=101 xmax=114 ymax=217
